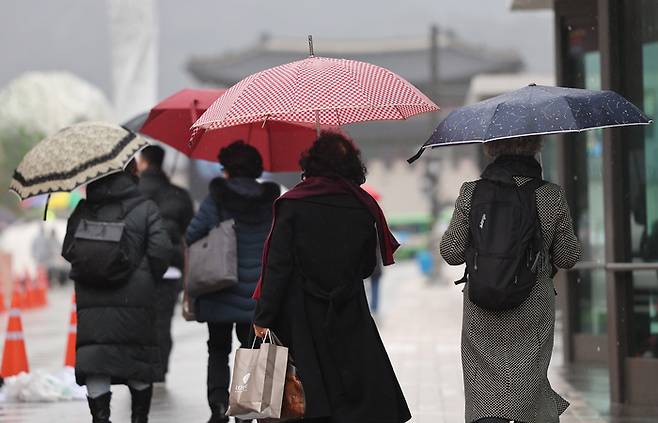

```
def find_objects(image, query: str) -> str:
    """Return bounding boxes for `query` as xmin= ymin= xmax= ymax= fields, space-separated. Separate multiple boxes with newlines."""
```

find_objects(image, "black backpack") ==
xmin=63 ymin=198 xmax=145 ymax=288
xmin=459 ymin=178 xmax=546 ymax=311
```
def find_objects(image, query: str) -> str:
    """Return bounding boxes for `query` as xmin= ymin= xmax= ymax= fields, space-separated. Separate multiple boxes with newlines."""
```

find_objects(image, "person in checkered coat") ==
xmin=440 ymin=137 xmax=582 ymax=423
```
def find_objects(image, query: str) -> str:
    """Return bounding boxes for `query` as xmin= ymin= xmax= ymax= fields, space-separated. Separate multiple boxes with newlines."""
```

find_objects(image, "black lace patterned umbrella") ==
xmin=409 ymin=84 xmax=652 ymax=162
xmin=9 ymin=121 xmax=148 ymax=200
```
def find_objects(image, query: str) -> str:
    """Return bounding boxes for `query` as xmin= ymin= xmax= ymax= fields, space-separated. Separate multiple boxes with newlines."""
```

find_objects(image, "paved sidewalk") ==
xmin=0 ymin=262 xmax=652 ymax=422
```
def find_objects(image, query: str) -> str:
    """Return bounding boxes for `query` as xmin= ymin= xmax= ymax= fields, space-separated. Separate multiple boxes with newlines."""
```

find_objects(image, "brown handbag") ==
xmin=259 ymin=334 xmax=306 ymax=422
xmin=280 ymin=361 xmax=305 ymax=419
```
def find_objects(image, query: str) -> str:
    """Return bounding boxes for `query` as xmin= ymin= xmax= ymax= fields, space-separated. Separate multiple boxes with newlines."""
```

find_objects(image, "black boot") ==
xmin=87 ymin=392 xmax=111 ymax=423
xmin=207 ymin=403 xmax=229 ymax=423
xmin=129 ymin=385 xmax=153 ymax=423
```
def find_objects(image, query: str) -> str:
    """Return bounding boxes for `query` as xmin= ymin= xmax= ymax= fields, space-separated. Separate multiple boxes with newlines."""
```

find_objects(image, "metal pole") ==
xmin=425 ymin=24 xmax=442 ymax=281
xmin=308 ymin=35 xmax=314 ymax=57
xmin=427 ymin=24 xmax=440 ymax=221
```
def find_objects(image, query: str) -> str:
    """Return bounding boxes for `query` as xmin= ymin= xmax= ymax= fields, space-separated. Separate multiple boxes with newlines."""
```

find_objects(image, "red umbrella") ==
xmin=139 ymin=88 xmax=340 ymax=172
xmin=191 ymin=46 xmax=438 ymax=133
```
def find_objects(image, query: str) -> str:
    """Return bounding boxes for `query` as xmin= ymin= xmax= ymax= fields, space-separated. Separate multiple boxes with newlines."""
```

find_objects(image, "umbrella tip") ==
xmin=308 ymin=35 xmax=314 ymax=57
xmin=529 ymin=83 xmax=537 ymax=87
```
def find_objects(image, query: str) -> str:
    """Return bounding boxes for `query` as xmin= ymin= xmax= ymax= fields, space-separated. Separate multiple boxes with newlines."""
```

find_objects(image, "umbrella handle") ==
xmin=407 ymin=147 xmax=426 ymax=164
xmin=43 ymin=194 xmax=51 ymax=221
xmin=308 ymin=35 xmax=314 ymax=57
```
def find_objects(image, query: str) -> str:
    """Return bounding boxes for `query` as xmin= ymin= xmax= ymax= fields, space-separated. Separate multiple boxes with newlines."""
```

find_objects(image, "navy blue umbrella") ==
xmin=408 ymin=84 xmax=653 ymax=163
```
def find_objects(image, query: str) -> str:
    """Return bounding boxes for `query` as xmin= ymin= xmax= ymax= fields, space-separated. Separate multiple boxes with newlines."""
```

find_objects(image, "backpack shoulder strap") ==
xmin=518 ymin=178 xmax=547 ymax=216
xmin=520 ymin=178 xmax=547 ymax=193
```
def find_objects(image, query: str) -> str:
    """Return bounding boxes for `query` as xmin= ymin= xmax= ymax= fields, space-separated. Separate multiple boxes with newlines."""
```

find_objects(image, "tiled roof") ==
xmin=186 ymin=34 xmax=524 ymax=89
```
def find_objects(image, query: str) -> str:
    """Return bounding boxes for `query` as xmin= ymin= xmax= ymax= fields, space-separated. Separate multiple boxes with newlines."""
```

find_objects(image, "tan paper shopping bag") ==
xmin=227 ymin=335 xmax=288 ymax=420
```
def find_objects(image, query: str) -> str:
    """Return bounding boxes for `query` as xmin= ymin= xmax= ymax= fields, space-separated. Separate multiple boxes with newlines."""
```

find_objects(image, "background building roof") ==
xmin=510 ymin=0 xmax=552 ymax=11
xmin=186 ymin=31 xmax=525 ymax=158
xmin=187 ymin=32 xmax=524 ymax=107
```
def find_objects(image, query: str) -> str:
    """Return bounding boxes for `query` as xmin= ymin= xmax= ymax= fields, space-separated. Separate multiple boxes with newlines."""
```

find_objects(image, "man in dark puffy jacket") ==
xmin=186 ymin=141 xmax=280 ymax=423
xmin=137 ymin=145 xmax=194 ymax=382
xmin=63 ymin=168 xmax=172 ymax=423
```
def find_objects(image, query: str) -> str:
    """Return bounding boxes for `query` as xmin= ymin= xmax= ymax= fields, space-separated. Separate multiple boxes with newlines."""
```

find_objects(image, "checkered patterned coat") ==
xmin=440 ymin=177 xmax=582 ymax=423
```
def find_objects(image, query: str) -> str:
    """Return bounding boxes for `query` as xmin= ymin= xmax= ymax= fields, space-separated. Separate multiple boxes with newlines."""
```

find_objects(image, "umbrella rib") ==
xmin=482 ymin=101 xmax=507 ymax=141
xmin=423 ymin=121 xmax=652 ymax=148
xmin=559 ymin=95 xmax=585 ymax=130
xmin=342 ymin=63 xmax=374 ymax=109
xmin=394 ymin=104 xmax=405 ymax=120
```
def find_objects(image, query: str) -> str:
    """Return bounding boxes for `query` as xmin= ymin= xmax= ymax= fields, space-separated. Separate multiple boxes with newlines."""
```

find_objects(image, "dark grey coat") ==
xmin=254 ymin=194 xmax=412 ymax=423
xmin=63 ymin=172 xmax=172 ymax=385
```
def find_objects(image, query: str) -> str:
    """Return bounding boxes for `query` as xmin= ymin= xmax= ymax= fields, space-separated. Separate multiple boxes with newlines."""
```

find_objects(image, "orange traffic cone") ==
xmin=35 ymin=267 xmax=49 ymax=307
xmin=1 ymin=291 xmax=29 ymax=377
xmin=64 ymin=294 xmax=76 ymax=368
xmin=0 ymin=281 xmax=6 ymax=313
xmin=25 ymin=273 xmax=39 ymax=309
xmin=16 ymin=275 xmax=28 ymax=310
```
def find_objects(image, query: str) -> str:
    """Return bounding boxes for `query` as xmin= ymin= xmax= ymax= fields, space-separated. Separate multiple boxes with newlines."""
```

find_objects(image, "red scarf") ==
xmin=252 ymin=176 xmax=399 ymax=299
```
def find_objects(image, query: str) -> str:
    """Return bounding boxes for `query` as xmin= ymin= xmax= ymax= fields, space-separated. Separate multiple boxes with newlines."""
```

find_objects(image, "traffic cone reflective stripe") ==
xmin=1 ymin=291 xmax=29 ymax=377
xmin=5 ymin=331 xmax=25 ymax=341
xmin=64 ymin=294 xmax=77 ymax=368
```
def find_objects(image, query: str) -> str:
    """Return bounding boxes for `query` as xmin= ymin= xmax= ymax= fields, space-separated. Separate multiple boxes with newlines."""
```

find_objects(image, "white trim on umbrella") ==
xmin=422 ymin=120 xmax=654 ymax=149
xmin=193 ymin=103 xmax=439 ymax=130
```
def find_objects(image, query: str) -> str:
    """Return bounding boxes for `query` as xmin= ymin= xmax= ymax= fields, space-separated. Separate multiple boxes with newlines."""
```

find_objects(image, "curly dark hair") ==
xmin=218 ymin=140 xmax=264 ymax=179
xmin=300 ymin=132 xmax=367 ymax=185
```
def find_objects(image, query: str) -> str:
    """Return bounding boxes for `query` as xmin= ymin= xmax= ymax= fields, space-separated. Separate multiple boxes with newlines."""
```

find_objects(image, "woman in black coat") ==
xmin=62 ymin=169 xmax=172 ymax=423
xmin=253 ymin=133 xmax=411 ymax=423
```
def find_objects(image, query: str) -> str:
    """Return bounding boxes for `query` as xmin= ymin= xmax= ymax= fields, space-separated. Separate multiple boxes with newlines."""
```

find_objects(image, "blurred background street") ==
xmin=1 ymin=0 xmax=657 ymax=422
xmin=0 ymin=262 xmax=636 ymax=423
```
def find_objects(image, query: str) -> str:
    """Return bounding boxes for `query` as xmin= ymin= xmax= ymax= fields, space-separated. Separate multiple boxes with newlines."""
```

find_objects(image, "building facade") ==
xmin=522 ymin=0 xmax=658 ymax=415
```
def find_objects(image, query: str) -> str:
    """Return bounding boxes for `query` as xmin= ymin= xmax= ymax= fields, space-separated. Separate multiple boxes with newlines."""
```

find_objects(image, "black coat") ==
xmin=63 ymin=172 xmax=172 ymax=385
xmin=138 ymin=167 xmax=194 ymax=271
xmin=254 ymin=194 xmax=411 ymax=423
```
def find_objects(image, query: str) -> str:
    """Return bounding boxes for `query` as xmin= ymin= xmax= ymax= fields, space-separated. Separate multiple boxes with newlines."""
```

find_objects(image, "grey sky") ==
xmin=1 ymin=0 xmax=554 ymax=101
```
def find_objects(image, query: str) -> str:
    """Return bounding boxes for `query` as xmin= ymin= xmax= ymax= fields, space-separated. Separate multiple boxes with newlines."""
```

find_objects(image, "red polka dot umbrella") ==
xmin=191 ymin=37 xmax=438 ymax=141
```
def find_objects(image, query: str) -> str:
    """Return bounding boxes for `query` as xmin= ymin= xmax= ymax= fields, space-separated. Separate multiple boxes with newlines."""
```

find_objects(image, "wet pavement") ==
xmin=0 ymin=262 xmax=656 ymax=422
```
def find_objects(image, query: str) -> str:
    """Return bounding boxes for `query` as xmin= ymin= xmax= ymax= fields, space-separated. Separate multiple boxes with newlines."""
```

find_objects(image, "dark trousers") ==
xmin=155 ymin=278 xmax=182 ymax=379
xmin=207 ymin=322 xmax=251 ymax=417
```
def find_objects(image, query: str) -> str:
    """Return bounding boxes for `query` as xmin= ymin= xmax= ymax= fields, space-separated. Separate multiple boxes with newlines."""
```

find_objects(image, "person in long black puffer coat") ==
xmin=62 ymin=168 xmax=172 ymax=423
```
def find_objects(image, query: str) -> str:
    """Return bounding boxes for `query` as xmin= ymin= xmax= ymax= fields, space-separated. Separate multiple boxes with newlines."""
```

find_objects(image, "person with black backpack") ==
xmin=185 ymin=141 xmax=280 ymax=423
xmin=440 ymin=136 xmax=582 ymax=423
xmin=62 ymin=164 xmax=172 ymax=423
